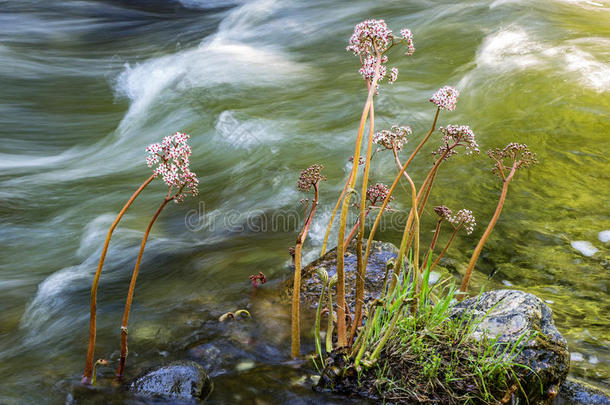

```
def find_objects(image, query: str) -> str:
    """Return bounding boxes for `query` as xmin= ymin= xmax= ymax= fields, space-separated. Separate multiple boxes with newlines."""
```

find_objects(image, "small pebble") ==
xmin=599 ymin=230 xmax=610 ymax=243
xmin=570 ymin=352 xmax=585 ymax=362
xmin=589 ymin=355 xmax=599 ymax=364
xmin=570 ymin=241 xmax=598 ymax=257
xmin=236 ymin=360 xmax=255 ymax=372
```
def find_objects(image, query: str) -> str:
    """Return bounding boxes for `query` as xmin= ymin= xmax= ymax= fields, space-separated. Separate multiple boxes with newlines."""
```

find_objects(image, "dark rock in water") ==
xmin=283 ymin=240 xmax=398 ymax=310
xmin=555 ymin=377 xmax=610 ymax=405
xmin=128 ymin=360 xmax=212 ymax=401
xmin=451 ymin=289 xmax=569 ymax=404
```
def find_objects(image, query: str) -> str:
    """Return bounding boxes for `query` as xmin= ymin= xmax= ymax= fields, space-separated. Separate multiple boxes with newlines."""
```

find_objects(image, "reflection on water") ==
xmin=0 ymin=0 xmax=608 ymax=403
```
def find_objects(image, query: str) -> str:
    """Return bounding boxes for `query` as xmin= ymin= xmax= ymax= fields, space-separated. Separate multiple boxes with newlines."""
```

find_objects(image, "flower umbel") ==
xmin=366 ymin=183 xmax=393 ymax=208
xmin=448 ymin=209 xmax=476 ymax=235
xmin=400 ymin=28 xmax=415 ymax=56
xmin=347 ymin=19 xmax=415 ymax=86
xmin=488 ymin=143 xmax=538 ymax=178
xmin=297 ymin=164 xmax=326 ymax=192
xmin=434 ymin=125 xmax=479 ymax=160
xmin=146 ymin=132 xmax=198 ymax=203
xmin=430 ymin=86 xmax=459 ymax=111
xmin=373 ymin=125 xmax=412 ymax=151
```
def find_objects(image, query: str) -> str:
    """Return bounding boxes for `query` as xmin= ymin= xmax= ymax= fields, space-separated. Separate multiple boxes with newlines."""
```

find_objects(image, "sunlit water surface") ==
xmin=0 ymin=0 xmax=608 ymax=403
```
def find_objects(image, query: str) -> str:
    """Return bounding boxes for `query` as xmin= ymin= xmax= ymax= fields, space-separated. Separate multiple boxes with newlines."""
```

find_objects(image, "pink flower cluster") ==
xmin=297 ymin=164 xmax=326 ymax=192
xmin=430 ymin=86 xmax=459 ymax=111
xmin=145 ymin=132 xmax=199 ymax=203
xmin=434 ymin=125 xmax=479 ymax=161
xmin=400 ymin=29 xmax=415 ymax=56
xmin=347 ymin=19 xmax=415 ymax=86
xmin=366 ymin=183 xmax=393 ymax=208
xmin=373 ymin=125 xmax=412 ymax=151
xmin=448 ymin=209 xmax=476 ymax=235
xmin=347 ymin=19 xmax=393 ymax=56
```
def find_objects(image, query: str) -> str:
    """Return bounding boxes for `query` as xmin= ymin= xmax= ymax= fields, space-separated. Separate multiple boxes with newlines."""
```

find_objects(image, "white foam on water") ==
xmin=570 ymin=240 xmax=599 ymax=256
xmin=214 ymin=111 xmax=281 ymax=148
xmin=599 ymin=230 xmax=610 ymax=243
xmin=460 ymin=27 xmax=610 ymax=93
xmin=115 ymin=0 xmax=310 ymax=130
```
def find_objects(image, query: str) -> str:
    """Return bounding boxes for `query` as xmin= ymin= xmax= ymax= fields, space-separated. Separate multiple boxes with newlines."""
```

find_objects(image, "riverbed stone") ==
xmin=555 ymin=377 xmax=610 ymax=404
xmin=128 ymin=360 xmax=212 ymax=400
xmin=451 ymin=289 xmax=570 ymax=404
xmin=283 ymin=239 xmax=398 ymax=310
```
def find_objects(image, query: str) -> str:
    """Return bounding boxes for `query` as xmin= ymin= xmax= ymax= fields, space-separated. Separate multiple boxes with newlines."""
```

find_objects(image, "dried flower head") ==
xmin=430 ymin=86 xmax=459 ymax=111
xmin=448 ymin=209 xmax=476 ymax=235
xmin=366 ymin=183 xmax=393 ymax=208
xmin=488 ymin=143 xmax=538 ymax=178
xmin=373 ymin=125 xmax=412 ymax=151
xmin=297 ymin=164 xmax=326 ymax=192
xmin=434 ymin=205 xmax=452 ymax=220
xmin=146 ymin=132 xmax=198 ymax=203
xmin=434 ymin=125 xmax=479 ymax=161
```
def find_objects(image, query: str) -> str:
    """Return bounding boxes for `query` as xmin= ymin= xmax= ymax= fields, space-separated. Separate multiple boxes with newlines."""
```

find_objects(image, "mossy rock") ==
xmin=451 ymin=289 xmax=570 ymax=404
xmin=282 ymin=239 xmax=399 ymax=311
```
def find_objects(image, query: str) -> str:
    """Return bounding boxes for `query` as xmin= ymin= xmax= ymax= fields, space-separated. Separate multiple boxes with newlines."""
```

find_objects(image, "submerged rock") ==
xmin=451 ymin=289 xmax=570 ymax=404
xmin=555 ymin=377 xmax=610 ymax=405
xmin=283 ymin=239 xmax=398 ymax=310
xmin=128 ymin=360 xmax=212 ymax=401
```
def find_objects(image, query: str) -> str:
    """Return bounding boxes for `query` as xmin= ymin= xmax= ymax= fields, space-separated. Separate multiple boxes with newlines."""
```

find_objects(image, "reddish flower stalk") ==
xmin=116 ymin=191 xmax=175 ymax=380
xmin=459 ymin=143 xmax=536 ymax=298
xmin=350 ymin=97 xmax=375 ymax=344
xmin=335 ymin=55 xmax=381 ymax=349
xmin=429 ymin=225 xmax=460 ymax=272
xmin=115 ymin=132 xmax=198 ymax=380
xmin=292 ymin=164 xmax=325 ymax=358
xmin=428 ymin=208 xmax=475 ymax=272
xmin=362 ymin=107 xmax=440 ymax=288
xmin=422 ymin=217 xmax=443 ymax=270
xmin=82 ymin=174 xmax=154 ymax=384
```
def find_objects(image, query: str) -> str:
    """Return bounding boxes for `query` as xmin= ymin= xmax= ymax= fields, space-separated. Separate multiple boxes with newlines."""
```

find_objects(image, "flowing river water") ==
xmin=0 ymin=0 xmax=608 ymax=403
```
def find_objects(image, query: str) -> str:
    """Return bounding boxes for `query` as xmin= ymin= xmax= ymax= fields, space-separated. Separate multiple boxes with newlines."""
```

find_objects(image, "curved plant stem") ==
xmin=335 ymin=57 xmax=381 ymax=349
xmin=326 ymin=277 xmax=337 ymax=353
xmin=116 ymin=193 xmax=173 ymax=381
xmin=320 ymin=172 xmax=352 ymax=256
xmin=291 ymin=183 xmax=320 ymax=358
xmin=314 ymin=281 xmax=327 ymax=367
xmin=82 ymin=174 xmax=155 ymax=384
xmin=459 ymin=164 xmax=516 ymax=298
xmin=349 ymin=99 xmax=375 ymax=343
xmin=362 ymin=108 xmax=440 ymax=283
xmin=343 ymin=208 xmax=371 ymax=251
xmin=421 ymin=219 xmax=443 ymax=272
xmin=390 ymin=165 xmax=419 ymax=297
xmin=429 ymin=224 xmax=461 ymax=272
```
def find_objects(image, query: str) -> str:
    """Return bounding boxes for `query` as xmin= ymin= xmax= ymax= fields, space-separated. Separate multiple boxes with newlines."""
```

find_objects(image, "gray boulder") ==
xmin=128 ymin=360 xmax=212 ymax=401
xmin=283 ymin=239 xmax=398 ymax=310
xmin=451 ymin=289 xmax=570 ymax=404
xmin=555 ymin=377 xmax=610 ymax=405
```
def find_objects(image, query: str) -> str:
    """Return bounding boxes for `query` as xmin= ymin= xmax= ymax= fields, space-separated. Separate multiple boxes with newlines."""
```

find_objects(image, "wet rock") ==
xmin=283 ymin=240 xmax=398 ymax=310
xmin=555 ymin=377 xmax=610 ymax=405
xmin=128 ymin=360 xmax=212 ymax=401
xmin=451 ymin=289 xmax=570 ymax=404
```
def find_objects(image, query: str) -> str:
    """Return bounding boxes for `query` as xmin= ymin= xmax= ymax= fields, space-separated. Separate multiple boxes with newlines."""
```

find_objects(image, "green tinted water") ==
xmin=0 ymin=0 xmax=608 ymax=403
